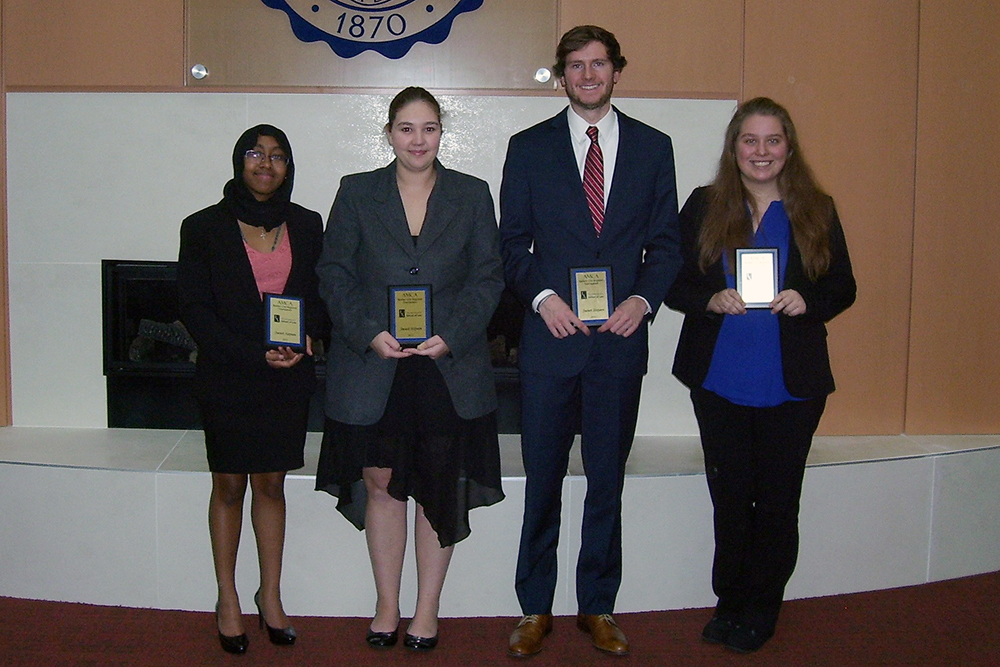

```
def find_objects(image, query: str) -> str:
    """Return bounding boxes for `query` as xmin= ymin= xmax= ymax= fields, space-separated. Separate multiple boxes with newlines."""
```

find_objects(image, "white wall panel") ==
xmin=9 ymin=262 xmax=106 ymax=426
xmin=789 ymin=458 xmax=934 ymax=598
xmin=0 ymin=463 xmax=158 ymax=606
xmin=6 ymin=92 xmax=733 ymax=430
xmin=929 ymin=449 xmax=1000 ymax=580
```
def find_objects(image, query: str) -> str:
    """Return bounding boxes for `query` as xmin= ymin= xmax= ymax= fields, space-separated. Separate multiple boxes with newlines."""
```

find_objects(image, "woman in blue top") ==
xmin=665 ymin=97 xmax=856 ymax=653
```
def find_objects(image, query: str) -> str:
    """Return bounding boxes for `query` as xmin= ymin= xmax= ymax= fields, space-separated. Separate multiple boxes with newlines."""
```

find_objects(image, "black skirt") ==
xmin=315 ymin=355 xmax=504 ymax=547
xmin=200 ymin=396 xmax=308 ymax=474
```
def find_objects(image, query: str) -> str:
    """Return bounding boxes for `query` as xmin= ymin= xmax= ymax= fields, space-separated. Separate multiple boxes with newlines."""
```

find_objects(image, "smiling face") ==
xmin=385 ymin=100 xmax=441 ymax=174
xmin=559 ymin=40 xmax=620 ymax=121
xmin=241 ymin=135 xmax=288 ymax=201
xmin=735 ymin=114 xmax=789 ymax=189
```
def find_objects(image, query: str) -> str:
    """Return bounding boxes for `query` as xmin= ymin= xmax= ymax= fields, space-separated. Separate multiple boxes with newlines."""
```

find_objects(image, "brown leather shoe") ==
xmin=508 ymin=614 xmax=553 ymax=658
xmin=576 ymin=613 xmax=629 ymax=655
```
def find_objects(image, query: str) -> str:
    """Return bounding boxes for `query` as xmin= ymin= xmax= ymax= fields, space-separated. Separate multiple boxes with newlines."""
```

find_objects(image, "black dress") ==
xmin=316 ymin=350 xmax=504 ymax=548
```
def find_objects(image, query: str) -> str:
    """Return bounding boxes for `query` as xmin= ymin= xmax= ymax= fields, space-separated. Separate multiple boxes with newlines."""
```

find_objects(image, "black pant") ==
xmin=691 ymin=387 xmax=826 ymax=633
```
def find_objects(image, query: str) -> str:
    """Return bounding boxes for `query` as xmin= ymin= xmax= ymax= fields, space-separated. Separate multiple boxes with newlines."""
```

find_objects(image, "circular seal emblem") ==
xmin=262 ymin=0 xmax=485 ymax=59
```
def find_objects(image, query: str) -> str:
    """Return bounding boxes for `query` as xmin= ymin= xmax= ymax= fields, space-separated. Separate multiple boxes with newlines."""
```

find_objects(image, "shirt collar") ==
xmin=567 ymin=105 xmax=618 ymax=144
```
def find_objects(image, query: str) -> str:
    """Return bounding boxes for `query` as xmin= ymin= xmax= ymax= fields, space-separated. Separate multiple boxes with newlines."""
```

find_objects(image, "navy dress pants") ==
xmin=515 ymin=365 xmax=642 ymax=615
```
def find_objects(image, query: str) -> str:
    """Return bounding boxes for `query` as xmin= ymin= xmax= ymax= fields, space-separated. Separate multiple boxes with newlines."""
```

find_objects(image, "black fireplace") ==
xmin=102 ymin=260 xmax=523 ymax=432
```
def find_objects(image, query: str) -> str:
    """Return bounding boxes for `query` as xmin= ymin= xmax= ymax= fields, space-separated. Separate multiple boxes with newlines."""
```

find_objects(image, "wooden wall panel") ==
xmin=186 ymin=0 xmax=558 ymax=90
xmin=559 ymin=0 xmax=742 ymax=97
xmin=3 ymin=0 xmax=183 ymax=88
xmin=906 ymin=1 xmax=1000 ymax=433
xmin=743 ymin=1 xmax=920 ymax=434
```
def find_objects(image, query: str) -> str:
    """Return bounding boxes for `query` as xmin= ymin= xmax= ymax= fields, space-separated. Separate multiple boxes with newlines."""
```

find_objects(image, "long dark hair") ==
xmin=699 ymin=97 xmax=833 ymax=280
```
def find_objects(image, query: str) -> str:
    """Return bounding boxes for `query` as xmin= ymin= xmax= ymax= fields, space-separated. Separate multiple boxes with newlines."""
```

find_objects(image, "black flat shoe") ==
xmin=254 ymin=590 xmax=297 ymax=646
xmin=215 ymin=604 xmax=249 ymax=655
xmin=724 ymin=623 xmax=773 ymax=653
xmin=366 ymin=628 xmax=399 ymax=648
xmin=403 ymin=632 xmax=439 ymax=651
xmin=701 ymin=615 xmax=736 ymax=644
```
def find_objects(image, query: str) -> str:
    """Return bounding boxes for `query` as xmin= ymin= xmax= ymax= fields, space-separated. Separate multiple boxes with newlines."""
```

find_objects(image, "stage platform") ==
xmin=1 ymin=428 xmax=998 ymax=617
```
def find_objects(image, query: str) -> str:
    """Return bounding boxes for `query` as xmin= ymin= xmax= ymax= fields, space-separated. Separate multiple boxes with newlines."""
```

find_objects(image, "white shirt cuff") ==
xmin=532 ymin=289 xmax=557 ymax=313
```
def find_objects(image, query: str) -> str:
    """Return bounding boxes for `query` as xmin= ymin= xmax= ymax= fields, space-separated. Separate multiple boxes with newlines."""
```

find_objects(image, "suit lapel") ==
xmin=371 ymin=163 xmax=418 ymax=258
xmin=416 ymin=162 xmax=461 ymax=252
xmin=550 ymin=110 xmax=600 ymax=248
xmin=223 ymin=215 xmax=265 ymax=303
xmin=603 ymin=108 xmax=634 ymax=239
xmin=284 ymin=214 xmax=307 ymax=295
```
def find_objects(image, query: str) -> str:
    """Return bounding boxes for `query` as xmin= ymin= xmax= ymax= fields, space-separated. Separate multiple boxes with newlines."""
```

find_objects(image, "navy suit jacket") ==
xmin=499 ymin=107 xmax=681 ymax=378
xmin=317 ymin=162 xmax=504 ymax=424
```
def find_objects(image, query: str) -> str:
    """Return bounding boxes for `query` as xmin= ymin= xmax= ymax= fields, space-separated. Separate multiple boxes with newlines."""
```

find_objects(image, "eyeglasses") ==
xmin=244 ymin=150 xmax=290 ymax=166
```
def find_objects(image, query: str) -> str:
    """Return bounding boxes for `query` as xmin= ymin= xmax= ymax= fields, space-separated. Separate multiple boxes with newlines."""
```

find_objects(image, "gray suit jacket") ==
xmin=317 ymin=161 xmax=504 ymax=424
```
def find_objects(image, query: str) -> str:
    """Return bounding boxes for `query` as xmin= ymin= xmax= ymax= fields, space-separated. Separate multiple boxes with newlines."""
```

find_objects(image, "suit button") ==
xmin=409 ymin=267 xmax=419 ymax=275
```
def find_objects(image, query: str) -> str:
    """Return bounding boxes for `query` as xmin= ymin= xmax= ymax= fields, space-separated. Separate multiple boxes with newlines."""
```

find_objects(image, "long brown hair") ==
xmin=699 ymin=97 xmax=833 ymax=280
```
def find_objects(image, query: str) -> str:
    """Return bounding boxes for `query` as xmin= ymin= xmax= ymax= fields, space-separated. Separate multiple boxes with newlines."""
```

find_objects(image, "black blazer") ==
xmin=317 ymin=162 xmax=504 ymax=424
xmin=665 ymin=186 xmax=857 ymax=398
xmin=178 ymin=200 xmax=325 ymax=405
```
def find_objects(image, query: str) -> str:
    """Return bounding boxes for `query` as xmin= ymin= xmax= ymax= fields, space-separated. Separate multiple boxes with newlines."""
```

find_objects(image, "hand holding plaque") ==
xmin=570 ymin=267 xmax=613 ymax=325
xmin=736 ymin=248 xmax=779 ymax=308
xmin=264 ymin=294 xmax=306 ymax=351
xmin=389 ymin=285 xmax=432 ymax=346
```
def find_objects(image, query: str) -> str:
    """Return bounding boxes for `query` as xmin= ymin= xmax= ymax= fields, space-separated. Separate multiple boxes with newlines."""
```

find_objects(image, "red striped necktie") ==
xmin=583 ymin=125 xmax=605 ymax=236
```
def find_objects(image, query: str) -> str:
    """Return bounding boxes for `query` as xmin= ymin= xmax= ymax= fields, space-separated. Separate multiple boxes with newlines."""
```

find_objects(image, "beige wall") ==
xmin=742 ymin=0 xmax=920 ymax=434
xmin=907 ymin=1 xmax=1000 ymax=433
xmin=560 ymin=0 xmax=744 ymax=98
xmin=1 ymin=0 xmax=997 ymax=435
xmin=2 ymin=0 xmax=183 ymax=88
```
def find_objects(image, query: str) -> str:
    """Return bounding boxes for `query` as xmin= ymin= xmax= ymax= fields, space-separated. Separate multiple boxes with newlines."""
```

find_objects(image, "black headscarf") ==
xmin=223 ymin=124 xmax=295 ymax=232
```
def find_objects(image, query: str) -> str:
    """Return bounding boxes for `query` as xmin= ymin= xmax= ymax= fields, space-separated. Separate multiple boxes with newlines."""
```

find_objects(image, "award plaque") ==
xmin=570 ymin=267 xmax=613 ymax=325
xmin=389 ymin=285 xmax=432 ymax=346
xmin=736 ymin=248 xmax=779 ymax=308
xmin=264 ymin=294 xmax=305 ymax=350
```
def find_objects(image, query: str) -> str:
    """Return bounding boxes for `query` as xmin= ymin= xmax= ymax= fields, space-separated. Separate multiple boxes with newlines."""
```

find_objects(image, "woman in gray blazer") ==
xmin=315 ymin=87 xmax=505 ymax=651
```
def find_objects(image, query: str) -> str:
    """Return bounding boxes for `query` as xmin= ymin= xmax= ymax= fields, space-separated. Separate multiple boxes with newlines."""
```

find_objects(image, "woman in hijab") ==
xmin=178 ymin=124 xmax=325 ymax=654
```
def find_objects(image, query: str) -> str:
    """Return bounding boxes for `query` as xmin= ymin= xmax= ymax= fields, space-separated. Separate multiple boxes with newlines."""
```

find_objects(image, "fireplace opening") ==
xmin=102 ymin=260 xmax=523 ymax=433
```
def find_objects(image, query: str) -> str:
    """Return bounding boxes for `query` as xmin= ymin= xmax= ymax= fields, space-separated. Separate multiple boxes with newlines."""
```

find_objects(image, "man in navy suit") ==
xmin=500 ymin=25 xmax=681 ymax=657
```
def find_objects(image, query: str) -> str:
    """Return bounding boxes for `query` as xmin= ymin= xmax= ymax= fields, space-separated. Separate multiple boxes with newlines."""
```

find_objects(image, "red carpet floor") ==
xmin=2 ymin=572 xmax=998 ymax=666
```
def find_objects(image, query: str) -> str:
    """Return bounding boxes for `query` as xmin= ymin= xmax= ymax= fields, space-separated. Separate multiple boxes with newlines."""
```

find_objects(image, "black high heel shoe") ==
xmin=254 ymin=590 xmax=297 ymax=646
xmin=215 ymin=603 xmax=249 ymax=655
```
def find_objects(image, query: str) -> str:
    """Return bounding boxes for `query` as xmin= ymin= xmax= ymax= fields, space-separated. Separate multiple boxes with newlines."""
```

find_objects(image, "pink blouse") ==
xmin=244 ymin=226 xmax=292 ymax=298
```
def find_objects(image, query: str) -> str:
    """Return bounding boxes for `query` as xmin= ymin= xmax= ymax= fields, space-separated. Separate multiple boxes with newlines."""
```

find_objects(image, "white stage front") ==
xmin=2 ymin=429 xmax=998 ymax=617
